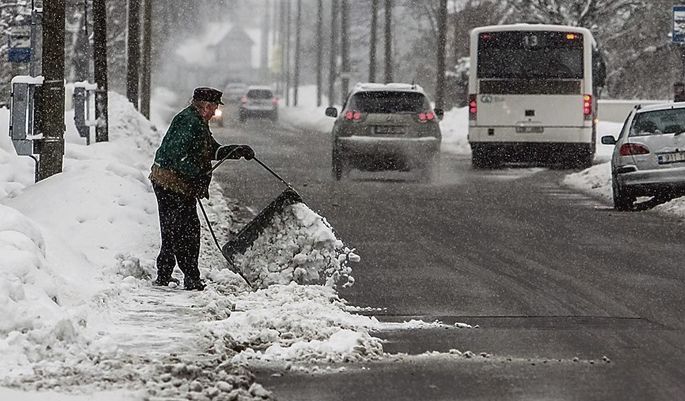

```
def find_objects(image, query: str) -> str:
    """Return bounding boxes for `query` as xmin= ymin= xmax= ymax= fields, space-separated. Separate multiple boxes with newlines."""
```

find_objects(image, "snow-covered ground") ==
xmin=2 ymin=84 xmax=684 ymax=400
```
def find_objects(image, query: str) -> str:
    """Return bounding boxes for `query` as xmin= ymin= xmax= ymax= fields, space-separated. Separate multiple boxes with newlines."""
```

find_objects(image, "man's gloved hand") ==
xmin=215 ymin=144 xmax=255 ymax=160
xmin=236 ymin=145 xmax=255 ymax=160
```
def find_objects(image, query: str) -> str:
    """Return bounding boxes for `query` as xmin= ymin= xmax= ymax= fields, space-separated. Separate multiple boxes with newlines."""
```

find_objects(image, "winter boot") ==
xmin=184 ymin=278 xmax=206 ymax=291
xmin=152 ymin=276 xmax=180 ymax=286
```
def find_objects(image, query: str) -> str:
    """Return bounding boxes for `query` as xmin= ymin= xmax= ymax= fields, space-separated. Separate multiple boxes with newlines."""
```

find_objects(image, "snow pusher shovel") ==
xmin=221 ymin=157 xmax=304 ymax=263
xmin=196 ymin=149 xmax=304 ymax=290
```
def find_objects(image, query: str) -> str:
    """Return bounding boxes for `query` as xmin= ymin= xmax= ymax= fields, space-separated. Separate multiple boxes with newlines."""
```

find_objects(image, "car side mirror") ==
xmin=601 ymin=135 xmax=617 ymax=145
xmin=434 ymin=108 xmax=444 ymax=120
xmin=325 ymin=107 xmax=338 ymax=118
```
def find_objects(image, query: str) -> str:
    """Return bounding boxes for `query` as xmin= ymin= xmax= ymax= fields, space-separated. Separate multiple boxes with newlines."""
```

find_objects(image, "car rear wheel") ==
xmin=332 ymin=146 xmax=347 ymax=181
xmin=419 ymin=153 xmax=440 ymax=183
xmin=612 ymin=176 xmax=635 ymax=211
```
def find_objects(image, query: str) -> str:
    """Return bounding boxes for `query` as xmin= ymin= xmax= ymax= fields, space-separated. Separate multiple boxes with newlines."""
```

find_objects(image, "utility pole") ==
xmin=285 ymin=0 xmax=292 ymax=106
xmin=126 ymin=0 xmax=141 ymax=109
xmin=293 ymin=0 xmax=302 ymax=106
xmin=435 ymin=0 xmax=447 ymax=110
xmin=369 ymin=0 xmax=379 ymax=83
xmin=316 ymin=0 xmax=323 ymax=106
xmin=38 ymin=0 xmax=65 ymax=180
xmin=340 ymin=0 xmax=349 ymax=103
xmin=384 ymin=0 xmax=393 ymax=83
xmin=260 ymin=0 xmax=271 ymax=83
xmin=93 ymin=0 xmax=108 ymax=142
xmin=140 ymin=0 xmax=152 ymax=118
xmin=328 ymin=0 xmax=338 ymax=106
xmin=279 ymin=0 xmax=287 ymax=99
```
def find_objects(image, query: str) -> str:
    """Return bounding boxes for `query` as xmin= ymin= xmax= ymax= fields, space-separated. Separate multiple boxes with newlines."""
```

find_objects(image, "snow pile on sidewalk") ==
xmin=233 ymin=202 xmax=359 ymax=289
xmin=201 ymin=283 xmax=445 ymax=367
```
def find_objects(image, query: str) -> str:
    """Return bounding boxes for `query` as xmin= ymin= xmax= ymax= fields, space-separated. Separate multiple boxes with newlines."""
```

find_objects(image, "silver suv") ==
xmin=325 ymin=83 xmax=443 ymax=181
xmin=601 ymin=103 xmax=685 ymax=210
xmin=239 ymin=86 xmax=278 ymax=122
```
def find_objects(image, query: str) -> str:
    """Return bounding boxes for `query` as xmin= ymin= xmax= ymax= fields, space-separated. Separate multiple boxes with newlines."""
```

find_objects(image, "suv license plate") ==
xmin=657 ymin=151 xmax=685 ymax=164
xmin=515 ymin=126 xmax=544 ymax=133
xmin=376 ymin=126 xmax=405 ymax=135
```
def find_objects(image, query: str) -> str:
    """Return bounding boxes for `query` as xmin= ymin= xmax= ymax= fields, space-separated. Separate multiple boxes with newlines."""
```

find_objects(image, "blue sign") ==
xmin=674 ymin=6 xmax=685 ymax=43
xmin=8 ymin=48 xmax=31 ymax=63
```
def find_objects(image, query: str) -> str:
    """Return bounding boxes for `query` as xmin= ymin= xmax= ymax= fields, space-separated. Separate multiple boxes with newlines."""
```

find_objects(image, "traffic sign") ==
xmin=7 ymin=25 xmax=32 ymax=63
xmin=674 ymin=6 xmax=685 ymax=43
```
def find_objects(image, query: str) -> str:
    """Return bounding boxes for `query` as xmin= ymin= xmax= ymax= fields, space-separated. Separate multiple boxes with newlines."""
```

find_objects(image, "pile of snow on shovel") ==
xmin=233 ymin=203 xmax=359 ymax=289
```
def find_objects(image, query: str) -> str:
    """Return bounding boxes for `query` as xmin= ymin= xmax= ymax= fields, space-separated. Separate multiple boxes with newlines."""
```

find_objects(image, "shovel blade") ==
xmin=222 ymin=188 xmax=303 ymax=264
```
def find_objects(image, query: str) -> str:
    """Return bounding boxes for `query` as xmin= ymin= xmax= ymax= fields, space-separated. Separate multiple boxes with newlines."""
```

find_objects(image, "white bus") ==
xmin=467 ymin=24 xmax=605 ymax=168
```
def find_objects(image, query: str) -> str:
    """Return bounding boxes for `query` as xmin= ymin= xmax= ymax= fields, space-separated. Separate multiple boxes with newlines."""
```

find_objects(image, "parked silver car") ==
xmin=601 ymin=103 xmax=685 ymax=210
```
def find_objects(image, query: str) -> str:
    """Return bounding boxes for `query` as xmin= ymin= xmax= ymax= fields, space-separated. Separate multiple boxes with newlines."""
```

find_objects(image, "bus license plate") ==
xmin=515 ymin=126 xmax=544 ymax=133
xmin=657 ymin=151 xmax=685 ymax=164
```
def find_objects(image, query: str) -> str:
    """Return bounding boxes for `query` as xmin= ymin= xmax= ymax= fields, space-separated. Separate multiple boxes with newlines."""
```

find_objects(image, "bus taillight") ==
xmin=469 ymin=94 xmax=477 ymax=120
xmin=583 ymin=94 xmax=592 ymax=120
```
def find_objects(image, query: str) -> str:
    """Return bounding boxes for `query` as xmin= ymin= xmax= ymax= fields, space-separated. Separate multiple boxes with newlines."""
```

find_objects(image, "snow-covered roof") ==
xmin=352 ymin=82 xmax=426 ymax=94
xmin=635 ymin=102 xmax=685 ymax=113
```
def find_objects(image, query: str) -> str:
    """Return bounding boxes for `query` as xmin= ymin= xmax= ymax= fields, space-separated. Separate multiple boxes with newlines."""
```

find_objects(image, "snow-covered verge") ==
xmin=279 ymin=89 xmax=685 ymax=218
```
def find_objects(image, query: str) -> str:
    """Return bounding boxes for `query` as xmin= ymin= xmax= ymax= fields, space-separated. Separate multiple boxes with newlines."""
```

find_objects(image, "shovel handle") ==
xmin=253 ymin=157 xmax=294 ymax=189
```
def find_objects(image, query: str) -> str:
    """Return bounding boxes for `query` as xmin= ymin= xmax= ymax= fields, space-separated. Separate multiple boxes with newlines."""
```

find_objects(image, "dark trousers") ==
xmin=153 ymin=183 xmax=201 ymax=283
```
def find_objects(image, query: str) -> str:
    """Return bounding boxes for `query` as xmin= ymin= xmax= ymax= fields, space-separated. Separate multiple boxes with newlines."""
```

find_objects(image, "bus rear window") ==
xmin=477 ymin=31 xmax=584 ymax=79
xmin=348 ymin=91 xmax=429 ymax=113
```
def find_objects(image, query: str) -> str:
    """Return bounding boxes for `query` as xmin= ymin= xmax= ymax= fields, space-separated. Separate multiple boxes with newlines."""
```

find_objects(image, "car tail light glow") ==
xmin=619 ymin=143 xmax=650 ymax=156
xmin=272 ymin=97 xmax=279 ymax=105
xmin=583 ymin=94 xmax=592 ymax=120
xmin=469 ymin=94 xmax=477 ymax=120
xmin=344 ymin=110 xmax=362 ymax=121
xmin=418 ymin=111 xmax=436 ymax=122
xmin=240 ymin=96 xmax=247 ymax=104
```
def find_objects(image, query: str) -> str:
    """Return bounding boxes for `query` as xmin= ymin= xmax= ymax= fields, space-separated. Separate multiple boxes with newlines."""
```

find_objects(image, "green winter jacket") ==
xmin=149 ymin=106 xmax=220 ymax=197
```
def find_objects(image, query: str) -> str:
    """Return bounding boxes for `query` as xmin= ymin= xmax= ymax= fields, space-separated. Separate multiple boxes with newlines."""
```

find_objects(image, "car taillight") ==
xmin=583 ymin=94 xmax=592 ymax=120
xmin=272 ymin=97 xmax=279 ymax=105
xmin=240 ymin=96 xmax=247 ymax=104
xmin=619 ymin=143 xmax=650 ymax=156
xmin=468 ymin=94 xmax=477 ymax=120
xmin=344 ymin=110 xmax=362 ymax=121
xmin=418 ymin=111 xmax=435 ymax=122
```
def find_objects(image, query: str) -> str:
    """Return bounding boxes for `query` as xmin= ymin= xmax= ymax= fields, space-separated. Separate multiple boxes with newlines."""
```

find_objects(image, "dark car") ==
xmin=325 ymin=83 xmax=443 ymax=182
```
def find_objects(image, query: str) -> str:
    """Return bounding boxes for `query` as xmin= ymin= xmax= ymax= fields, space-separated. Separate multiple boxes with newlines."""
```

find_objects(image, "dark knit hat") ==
xmin=193 ymin=87 xmax=224 ymax=104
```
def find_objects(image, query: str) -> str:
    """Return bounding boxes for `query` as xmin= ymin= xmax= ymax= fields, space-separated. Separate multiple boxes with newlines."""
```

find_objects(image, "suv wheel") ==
xmin=612 ymin=176 xmax=635 ymax=211
xmin=419 ymin=153 xmax=440 ymax=183
xmin=332 ymin=146 xmax=347 ymax=181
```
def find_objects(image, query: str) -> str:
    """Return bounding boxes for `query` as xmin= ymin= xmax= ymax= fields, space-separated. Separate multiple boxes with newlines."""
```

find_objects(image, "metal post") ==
xmin=328 ymin=0 xmax=338 ymax=106
xmin=316 ymin=0 xmax=323 ymax=107
xmin=435 ymin=0 xmax=447 ymax=110
xmin=140 ymin=0 xmax=152 ymax=118
xmin=93 ymin=0 xmax=109 ymax=142
xmin=369 ymin=0 xmax=378 ymax=83
xmin=384 ymin=0 xmax=393 ymax=83
xmin=285 ymin=0 xmax=291 ymax=106
xmin=126 ymin=0 xmax=141 ymax=109
xmin=293 ymin=0 xmax=301 ymax=106
xmin=38 ymin=0 xmax=65 ymax=180
xmin=340 ymin=0 xmax=349 ymax=104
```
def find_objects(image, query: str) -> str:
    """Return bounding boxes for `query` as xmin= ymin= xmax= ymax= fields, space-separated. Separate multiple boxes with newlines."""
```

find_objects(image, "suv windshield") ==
xmin=348 ymin=91 xmax=429 ymax=113
xmin=631 ymin=109 xmax=685 ymax=136
xmin=247 ymin=89 xmax=273 ymax=99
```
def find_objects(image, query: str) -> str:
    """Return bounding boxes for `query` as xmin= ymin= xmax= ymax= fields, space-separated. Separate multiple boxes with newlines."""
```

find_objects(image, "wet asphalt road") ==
xmin=212 ymin=115 xmax=685 ymax=401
